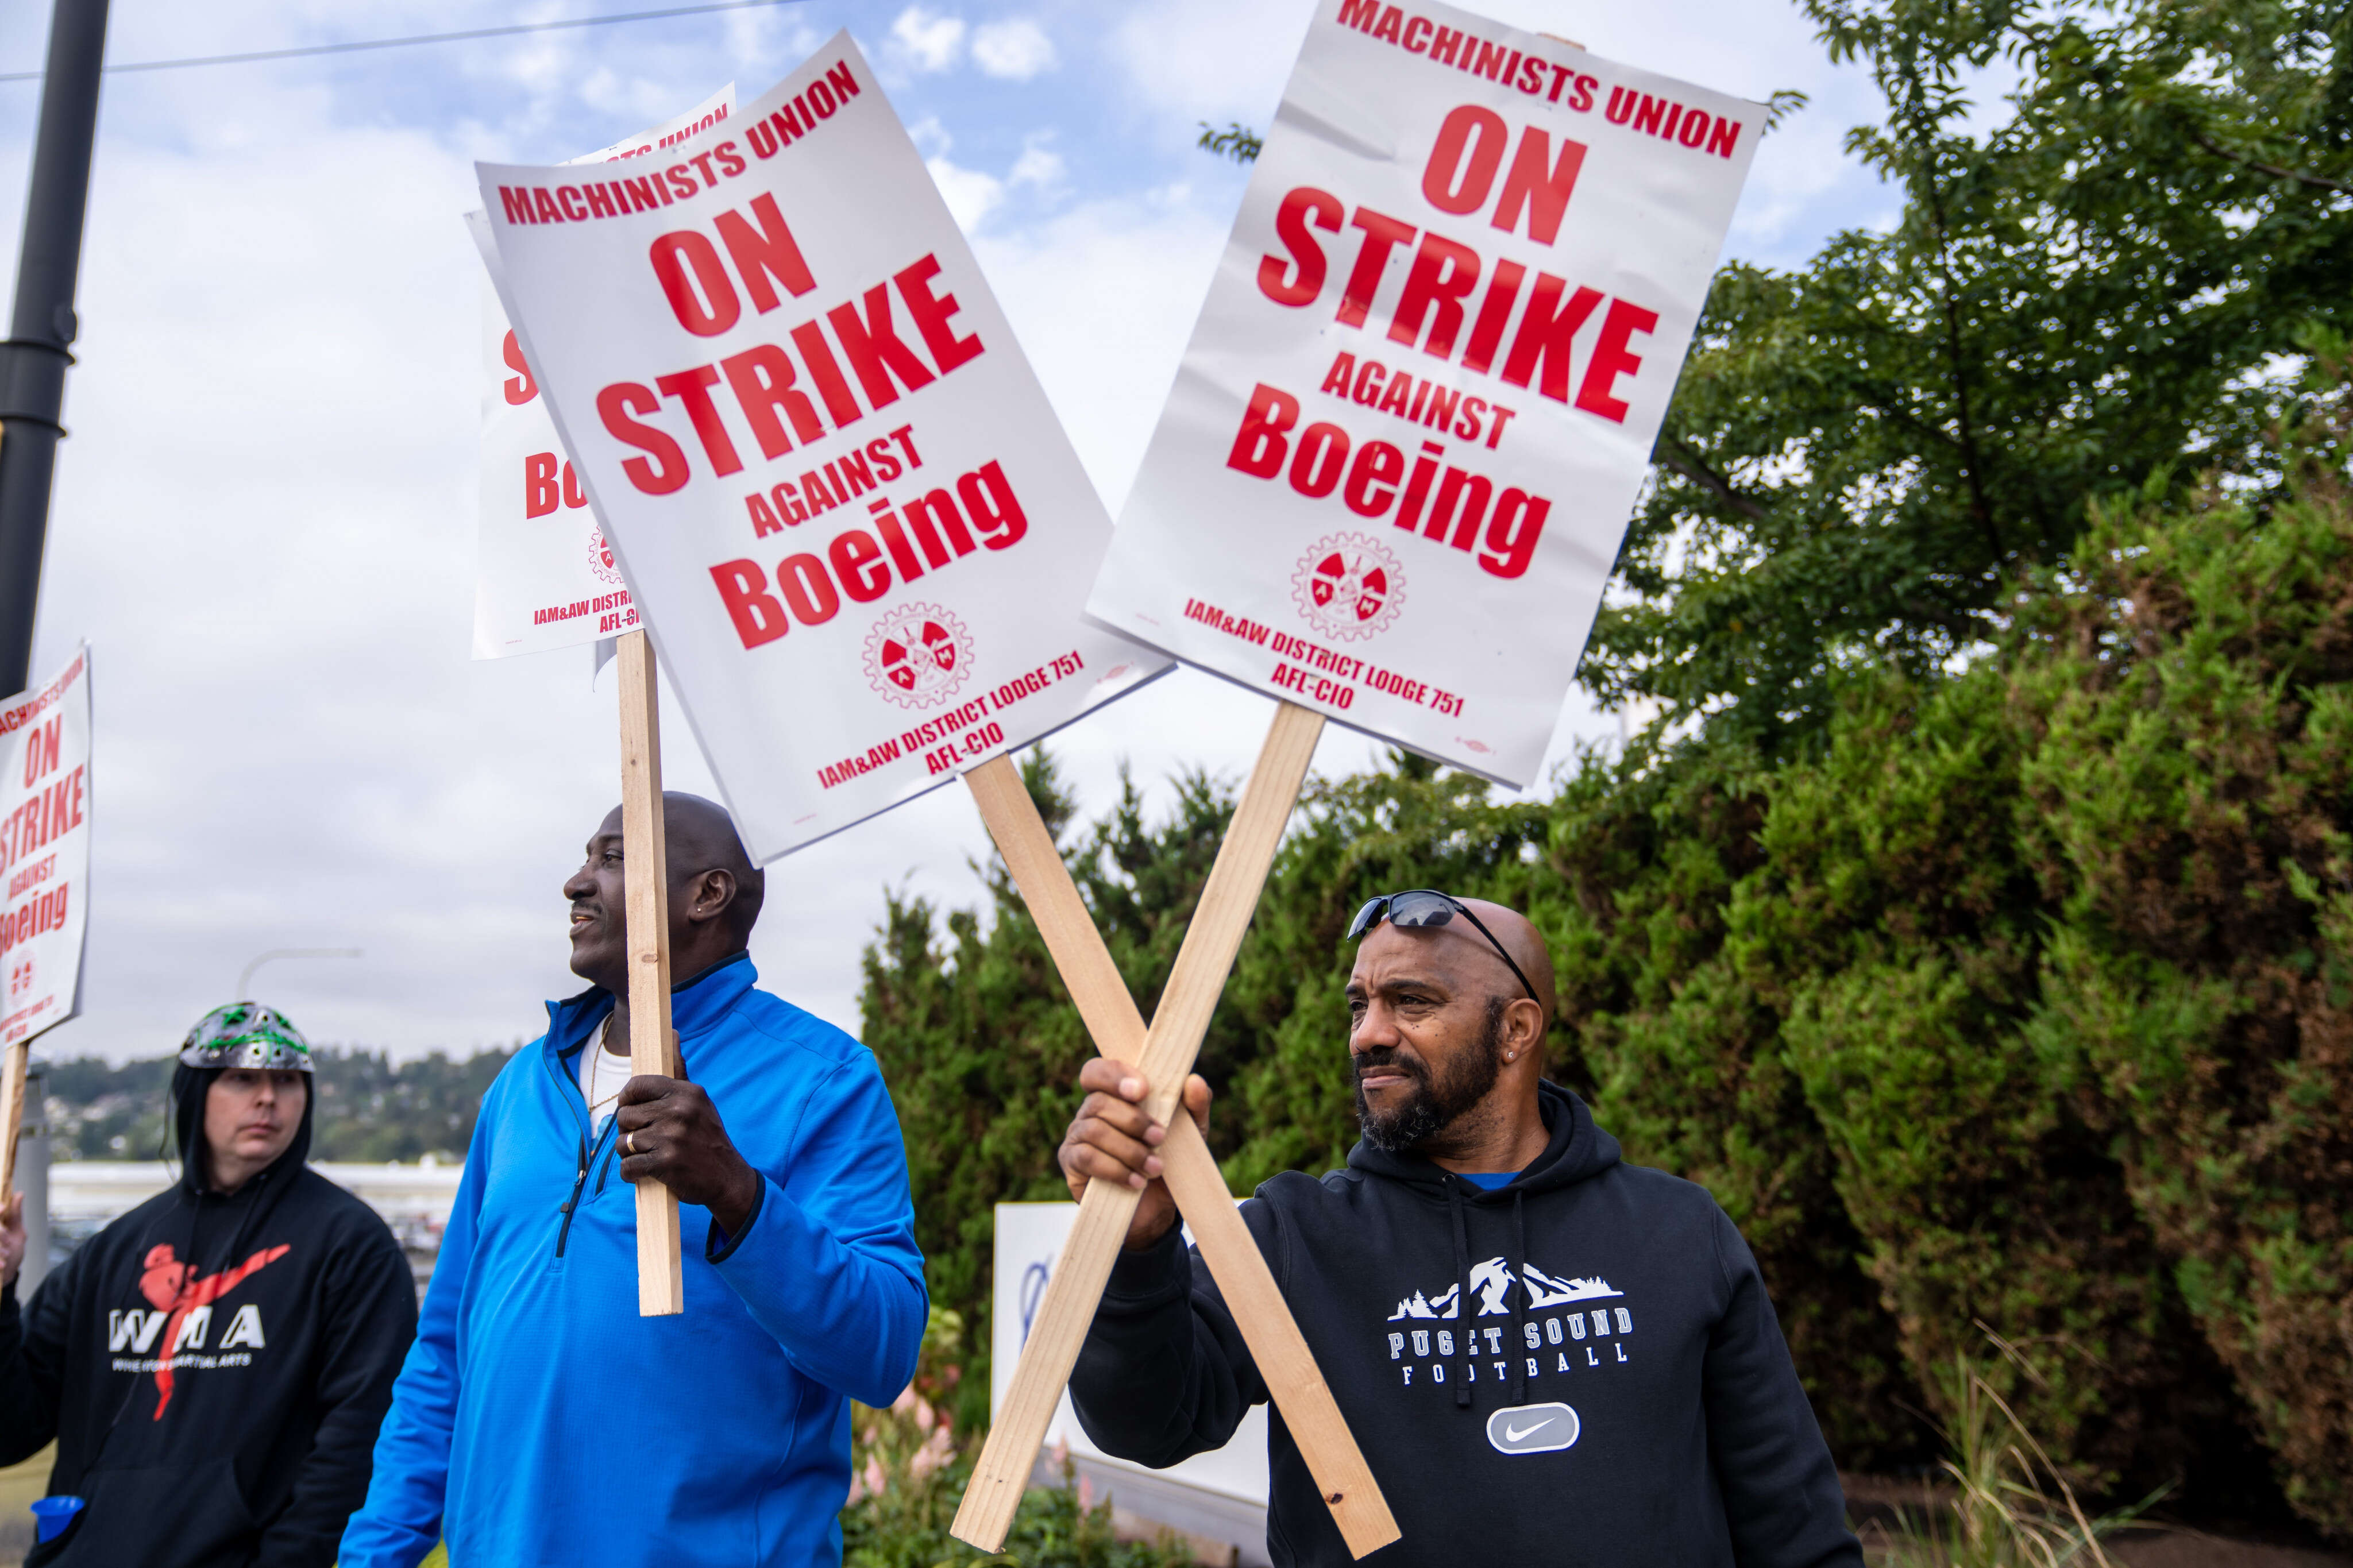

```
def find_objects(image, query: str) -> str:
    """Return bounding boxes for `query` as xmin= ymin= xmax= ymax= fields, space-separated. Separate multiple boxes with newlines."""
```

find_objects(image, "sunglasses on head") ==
xmin=1347 ymin=890 xmax=1539 ymax=1004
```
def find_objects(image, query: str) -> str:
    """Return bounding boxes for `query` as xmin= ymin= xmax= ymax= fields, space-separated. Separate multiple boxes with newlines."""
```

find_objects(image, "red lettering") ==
xmin=827 ymin=284 xmax=938 ymax=409
xmin=1228 ymin=383 xmax=1299 ymax=478
xmin=1575 ymin=298 xmax=1658 ymax=423
xmin=502 ymin=331 xmax=537 ymax=404
xmin=1460 ymin=259 xmax=1526 ymax=376
xmin=1290 ymin=423 xmax=1351 ymax=498
xmin=1261 ymin=187 xmax=1345 ymax=307
xmin=1499 ymin=275 xmax=1605 ymax=403
xmin=1345 ymin=440 xmax=1405 ymax=517
xmin=894 ymin=255 xmax=983 ymax=373
xmin=524 ymin=453 xmax=560 ymax=518
xmin=830 ymin=530 xmax=891 ymax=601
xmin=777 ymin=554 xmax=840 ymax=625
xmin=649 ymin=231 xmax=742 ymax=337
xmin=1483 ymin=489 xmax=1550 ymax=577
xmin=1493 ymin=129 xmax=1586 ymax=244
xmin=654 ymin=366 xmax=745 ymax=475
xmin=900 ymin=489 xmax=970 ymax=567
xmin=1387 ymin=233 xmax=1481 ymax=358
xmin=597 ymin=383 xmax=692 ymax=495
xmin=958 ymin=461 xmax=1027 ymax=549
xmin=721 ymin=343 xmax=825 ymax=458
xmin=1337 ymin=207 xmax=1417 ymax=329
xmin=710 ymin=559 xmax=788 ymax=648
xmin=713 ymin=192 xmax=816 ymax=313
xmin=1422 ymin=106 xmax=1508 ymax=214
xmin=789 ymin=321 xmax=866 ymax=428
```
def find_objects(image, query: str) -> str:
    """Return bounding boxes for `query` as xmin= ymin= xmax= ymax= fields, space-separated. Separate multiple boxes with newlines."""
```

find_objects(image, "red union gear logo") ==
xmin=587 ymin=528 xmax=625 ymax=587
xmin=863 ymin=604 xmax=975 ymax=709
xmin=1292 ymin=534 xmax=1406 ymax=643
xmin=7 ymin=955 xmax=29 ymax=1000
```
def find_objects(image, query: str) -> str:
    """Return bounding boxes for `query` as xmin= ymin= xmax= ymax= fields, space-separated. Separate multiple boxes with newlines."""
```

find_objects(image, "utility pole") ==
xmin=0 ymin=0 xmax=111 ymax=696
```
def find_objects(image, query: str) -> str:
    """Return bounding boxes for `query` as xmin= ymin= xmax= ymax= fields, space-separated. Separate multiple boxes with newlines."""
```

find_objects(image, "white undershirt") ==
xmin=578 ymin=1027 xmax=634 ymax=1134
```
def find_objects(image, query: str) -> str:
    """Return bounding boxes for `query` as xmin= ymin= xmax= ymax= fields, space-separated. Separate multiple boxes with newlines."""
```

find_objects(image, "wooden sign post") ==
xmin=0 ymin=1042 xmax=28 ymax=1210
xmin=950 ymin=702 xmax=1399 ymax=1558
xmin=616 ymin=628 xmax=684 ymax=1317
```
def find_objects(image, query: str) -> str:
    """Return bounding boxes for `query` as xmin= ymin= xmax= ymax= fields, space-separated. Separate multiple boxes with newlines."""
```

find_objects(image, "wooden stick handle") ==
xmin=1132 ymin=701 xmax=1323 ymax=1121
xmin=952 ymin=704 xmax=1397 ymax=1557
xmin=1158 ymin=1114 xmax=1396 ymax=1555
xmin=0 ymin=1042 xmax=27 ymax=1211
xmin=618 ymin=629 xmax=684 ymax=1318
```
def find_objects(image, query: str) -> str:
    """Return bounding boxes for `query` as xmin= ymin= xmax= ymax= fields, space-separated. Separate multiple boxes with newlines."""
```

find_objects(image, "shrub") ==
xmin=838 ymin=1308 xmax=1194 ymax=1568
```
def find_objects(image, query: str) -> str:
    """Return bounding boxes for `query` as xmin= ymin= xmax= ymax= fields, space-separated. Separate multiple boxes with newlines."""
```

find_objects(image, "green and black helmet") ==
xmin=178 ymin=1002 xmax=314 ymax=1072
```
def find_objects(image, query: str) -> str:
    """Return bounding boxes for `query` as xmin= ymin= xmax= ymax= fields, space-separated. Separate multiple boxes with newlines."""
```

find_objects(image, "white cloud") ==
xmin=1109 ymin=0 xmax=1311 ymax=123
xmin=971 ymin=19 xmax=1058 ymax=80
xmin=928 ymin=157 xmax=1005 ymax=230
xmin=889 ymin=6 xmax=969 ymax=74
xmin=1008 ymin=137 xmax=1065 ymax=191
xmin=907 ymin=117 xmax=1005 ymax=231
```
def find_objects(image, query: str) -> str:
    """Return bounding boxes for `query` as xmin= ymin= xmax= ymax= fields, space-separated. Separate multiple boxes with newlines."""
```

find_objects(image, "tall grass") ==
xmin=1872 ymin=1341 xmax=2168 ymax=1567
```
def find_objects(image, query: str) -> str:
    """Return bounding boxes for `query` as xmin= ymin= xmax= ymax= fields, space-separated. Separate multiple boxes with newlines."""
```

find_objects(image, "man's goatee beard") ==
xmin=1355 ymin=998 xmax=1507 ymax=1154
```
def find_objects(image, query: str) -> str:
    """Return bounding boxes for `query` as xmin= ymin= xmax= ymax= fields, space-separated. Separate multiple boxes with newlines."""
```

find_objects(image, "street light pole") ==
xmin=237 ymin=947 xmax=364 ymax=1002
xmin=0 ymin=0 xmax=111 ymax=696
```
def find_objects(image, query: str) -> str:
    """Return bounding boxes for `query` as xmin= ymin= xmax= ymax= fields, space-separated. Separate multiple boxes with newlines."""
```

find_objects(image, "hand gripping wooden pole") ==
xmin=950 ymin=702 xmax=1399 ymax=1558
xmin=617 ymin=630 xmax=684 ymax=1317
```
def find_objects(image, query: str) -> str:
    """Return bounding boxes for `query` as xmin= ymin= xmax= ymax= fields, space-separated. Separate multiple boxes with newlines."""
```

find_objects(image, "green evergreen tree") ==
xmin=1593 ymin=0 xmax=2353 ymax=746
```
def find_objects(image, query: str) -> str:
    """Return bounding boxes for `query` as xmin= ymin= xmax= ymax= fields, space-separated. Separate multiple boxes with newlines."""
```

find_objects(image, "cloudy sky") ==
xmin=0 ymin=0 xmax=1899 ymax=1065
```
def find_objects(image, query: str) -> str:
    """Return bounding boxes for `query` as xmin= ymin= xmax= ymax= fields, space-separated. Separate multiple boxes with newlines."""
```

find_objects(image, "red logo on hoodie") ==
xmin=137 ymin=1242 xmax=289 ymax=1418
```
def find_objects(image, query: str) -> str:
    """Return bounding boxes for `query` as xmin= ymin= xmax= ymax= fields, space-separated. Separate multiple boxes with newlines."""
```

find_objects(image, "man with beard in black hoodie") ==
xmin=1060 ymin=891 xmax=1862 ymax=1567
xmin=0 ymin=1003 xmax=417 ymax=1566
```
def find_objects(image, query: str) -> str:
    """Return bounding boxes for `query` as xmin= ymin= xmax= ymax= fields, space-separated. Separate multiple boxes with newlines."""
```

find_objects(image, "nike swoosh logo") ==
xmin=1504 ymin=1419 xmax=1554 ymax=1441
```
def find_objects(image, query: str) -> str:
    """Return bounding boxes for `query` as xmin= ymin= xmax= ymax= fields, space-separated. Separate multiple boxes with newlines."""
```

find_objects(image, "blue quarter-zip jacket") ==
xmin=339 ymin=955 xmax=925 ymax=1567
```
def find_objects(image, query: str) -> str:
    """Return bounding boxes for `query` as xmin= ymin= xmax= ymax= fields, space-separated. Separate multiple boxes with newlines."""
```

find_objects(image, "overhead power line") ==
xmin=0 ymin=0 xmax=805 ymax=85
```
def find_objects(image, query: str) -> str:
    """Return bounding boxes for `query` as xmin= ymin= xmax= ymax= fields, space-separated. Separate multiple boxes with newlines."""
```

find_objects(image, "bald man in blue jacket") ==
xmin=341 ymin=794 xmax=925 ymax=1568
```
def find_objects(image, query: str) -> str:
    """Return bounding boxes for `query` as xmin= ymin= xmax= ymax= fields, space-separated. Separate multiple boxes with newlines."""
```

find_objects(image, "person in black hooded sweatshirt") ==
xmin=0 ymin=1002 xmax=417 ymax=1566
xmin=1061 ymin=891 xmax=1864 ymax=1568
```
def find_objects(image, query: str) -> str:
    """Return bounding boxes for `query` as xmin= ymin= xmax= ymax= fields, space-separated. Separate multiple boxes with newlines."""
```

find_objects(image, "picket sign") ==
xmin=0 ymin=647 xmax=92 ymax=1210
xmin=970 ymin=0 xmax=1759 ymax=1546
xmin=950 ymin=702 xmax=1399 ymax=1559
xmin=1086 ymin=0 xmax=1761 ymax=787
xmin=470 ymin=92 xmax=748 ymax=1315
xmin=473 ymin=33 xmax=1167 ymax=868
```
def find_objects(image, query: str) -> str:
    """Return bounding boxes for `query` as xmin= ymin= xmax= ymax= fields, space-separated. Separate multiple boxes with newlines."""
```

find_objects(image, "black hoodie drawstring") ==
xmin=1510 ymin=1188 xmax=1529 ymax=1405
xmin=1445 ymin=1179 xmax=1473 ymax=1408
